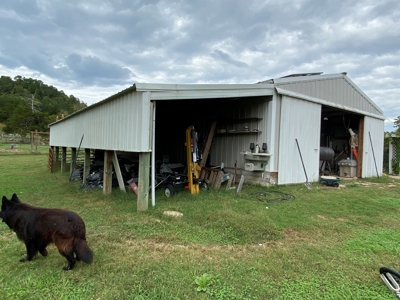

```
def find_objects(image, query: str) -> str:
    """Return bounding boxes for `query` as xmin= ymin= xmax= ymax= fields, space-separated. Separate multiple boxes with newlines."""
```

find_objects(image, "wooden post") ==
xmin=103 ymin=151 xmax=113 ymax=195
xmin=225 ymin=176 xmax=234 ymax=190
xmin=84 ymin=148 xmax=91 ymax=183
xmin=113 ymin=151 xmax=126 ymax=192
xmin=213 ymin=170 xmax=225 ymax=189
xmin=30 ymin=132 xmax=33 ymax=152
xmin=48 ymin=147 xmax=54 ymax=173
xmin=70 ymin=147 xmax=77 ymax=177
xmin=35 ymin=129 xmax=38 ymax=153
xmin=55 ymin=147 xmax=60 ymax=170
xmin=200 ymin=121 xmax=217 ymax=168
xmin=61 ymin=147 xmax=67 ymax=173
xmin=236 ymin=175 xmax=245 ymax=194
xmin=137 ymin=152 xmax=150 ymax=211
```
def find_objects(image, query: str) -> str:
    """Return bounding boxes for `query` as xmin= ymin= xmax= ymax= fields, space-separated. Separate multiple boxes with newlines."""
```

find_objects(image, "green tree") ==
xmin=394 ymin=116 xmax=400 ymax=135
xmin=0 ymin=75 xmax=87 ymax=134
xmin=3 ymin=104 xmax=55 ymax=136
xmin=0 ymin=94 xmax=23 ymax=123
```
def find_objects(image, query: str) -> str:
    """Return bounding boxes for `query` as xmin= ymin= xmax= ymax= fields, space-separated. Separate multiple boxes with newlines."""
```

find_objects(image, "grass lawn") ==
xmin=1 ymin=150 xmax=400 ymax=299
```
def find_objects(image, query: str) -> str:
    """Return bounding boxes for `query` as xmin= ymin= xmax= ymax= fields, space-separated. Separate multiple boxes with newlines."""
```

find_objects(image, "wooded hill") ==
xmin=0 ymin=75 xmax=87 ymax=136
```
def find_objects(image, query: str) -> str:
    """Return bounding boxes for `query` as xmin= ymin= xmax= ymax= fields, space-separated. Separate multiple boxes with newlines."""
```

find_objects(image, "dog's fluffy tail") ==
xmin=75 ymin=239 xmax=94 ymax=264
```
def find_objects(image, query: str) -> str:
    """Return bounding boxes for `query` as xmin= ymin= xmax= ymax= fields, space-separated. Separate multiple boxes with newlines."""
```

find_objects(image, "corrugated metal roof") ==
xmin=49 ymin=83 xmax=275 ymax=126
xmin=259 ymin=72 xmax=384 ymax=117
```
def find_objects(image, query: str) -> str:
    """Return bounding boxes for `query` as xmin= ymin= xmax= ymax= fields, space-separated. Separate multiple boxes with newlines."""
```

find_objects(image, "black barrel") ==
xmin=320 ymin=147 xmax=335 ymax=161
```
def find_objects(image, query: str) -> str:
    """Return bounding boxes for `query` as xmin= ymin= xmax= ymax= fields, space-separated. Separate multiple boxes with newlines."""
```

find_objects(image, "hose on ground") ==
xmin=249 ymin=190 xmax=295 ymax=203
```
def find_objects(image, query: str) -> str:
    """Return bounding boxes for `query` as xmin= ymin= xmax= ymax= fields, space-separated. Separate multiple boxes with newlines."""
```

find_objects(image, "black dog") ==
xmin=0 ymin=194 xmax=93 ymax=270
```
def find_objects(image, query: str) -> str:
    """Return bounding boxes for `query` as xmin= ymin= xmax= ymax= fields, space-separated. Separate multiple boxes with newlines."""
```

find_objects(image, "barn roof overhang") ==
xmin=48 ymin=83 xmax=275 ymax=126
xmin=276 ymin=87 xmax=385 ymax=120
xmin=261 ymin=72 xmax=384 ymax=116
xmin=136 ymin=83 xmax=275 ymax=100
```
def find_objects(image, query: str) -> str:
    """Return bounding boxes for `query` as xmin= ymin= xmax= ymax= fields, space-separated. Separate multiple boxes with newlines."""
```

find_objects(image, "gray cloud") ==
xmin=65 ymin=54 xmax=133 ymax=84
xmin=0 ymin=0 xmax=399 ymax=130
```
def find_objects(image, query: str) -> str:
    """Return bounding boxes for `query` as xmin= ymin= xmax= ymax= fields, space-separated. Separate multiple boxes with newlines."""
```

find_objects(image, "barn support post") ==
xmin=113 ymin=151 xmax=126 ymax=192
xmin=83 ymin=148 xmax=91 ymax=183
xmin=137 ymin=152 xmax=150 ymax=211
xmin=55 ymin=147 xmax=60 ymax=163
xmin=61 ymin=147 xmax=67 ymax=173
xmin=70 ymin=147 xmax=77 ymax=177
xmin=49 ymin=146 xmax=54 ymax=173
xmin=103 ymin=151 xmax=114 ymax=195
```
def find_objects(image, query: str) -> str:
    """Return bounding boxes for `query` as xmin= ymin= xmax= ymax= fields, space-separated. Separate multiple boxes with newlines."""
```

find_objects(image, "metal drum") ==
xmin=320 ymin=147 xmax=335 ymax=161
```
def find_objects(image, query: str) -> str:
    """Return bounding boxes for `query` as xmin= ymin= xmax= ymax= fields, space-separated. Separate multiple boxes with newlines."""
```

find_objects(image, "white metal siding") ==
xmin=276 ymin=77 xmax=382 ymax=116
xmin=362 ymin=116 xmax=384 ymax=177
xmin=278 ymin=96 xmax=321 ymax=185
xmin=49 ymin=92 xmax=152 ymax=151
xmin=209 ymin=99 xmax=269 ymax=170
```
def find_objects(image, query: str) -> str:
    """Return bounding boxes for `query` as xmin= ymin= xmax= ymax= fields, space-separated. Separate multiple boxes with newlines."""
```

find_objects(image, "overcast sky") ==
xmin=0 ymin=0 xmax=399 ymax=131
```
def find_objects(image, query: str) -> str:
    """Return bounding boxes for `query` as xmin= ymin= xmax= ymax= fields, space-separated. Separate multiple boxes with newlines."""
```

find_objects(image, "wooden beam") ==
xmin=200 ymin=121 xmax=217 ymax=168
xmin=70 ymin=147 xmax=77 ymax=177
xmin=137 ymin=152 xmax=150 ymax=211
xmin=48 ymin=147 xmax=54 ymax=173
xmin=61 ymin=147 xmax=67 ymax=173
xmin=225 ymin=176 xmax=234 ymax=190
xmin=236 ymin=175 xmax=245 ymax=194
xmin=113 ymin=151 xmax=126 ymax=192
xmin=83 ymin=148 xmax=91 ymax=184
xmin=103 ymin=151 xmax=113 ymax=195
xmin=213 ymin=170 xmax=225 ymax=189
xmin=55 ymin=147 xmax=60 ymax=164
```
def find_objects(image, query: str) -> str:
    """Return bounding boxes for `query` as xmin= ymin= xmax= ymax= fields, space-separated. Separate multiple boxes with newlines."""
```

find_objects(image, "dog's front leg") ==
xmin=20 ymin=241 xmax=38 ymax=262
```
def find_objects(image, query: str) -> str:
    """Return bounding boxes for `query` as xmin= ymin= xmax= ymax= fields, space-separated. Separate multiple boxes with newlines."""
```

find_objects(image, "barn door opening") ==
xmin=320 ymin=107 xmax=363 ymax=177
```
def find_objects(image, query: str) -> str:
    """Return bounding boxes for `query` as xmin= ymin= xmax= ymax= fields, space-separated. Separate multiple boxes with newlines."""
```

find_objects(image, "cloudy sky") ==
xmin=0 ymin=0 xmax=399 ymax=131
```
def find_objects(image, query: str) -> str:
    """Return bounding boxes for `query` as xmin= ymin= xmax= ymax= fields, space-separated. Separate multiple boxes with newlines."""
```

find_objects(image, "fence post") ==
xmin=35 ymin=129 xmax=38 ymax=153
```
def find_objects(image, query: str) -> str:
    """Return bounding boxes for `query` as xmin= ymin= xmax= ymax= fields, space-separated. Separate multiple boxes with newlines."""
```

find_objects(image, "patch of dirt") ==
xmin=0 ymin=149 xmax=23 ymax=153
xmin=0 ymin=233 xmax=16 ymax=240
xmin=283 ymin=228 xmax=306 ymax=239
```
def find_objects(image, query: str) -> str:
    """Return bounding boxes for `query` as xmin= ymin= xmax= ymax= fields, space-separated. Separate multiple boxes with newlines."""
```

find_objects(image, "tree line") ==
xmin=0 ymin=75 xmax=87 ymax=136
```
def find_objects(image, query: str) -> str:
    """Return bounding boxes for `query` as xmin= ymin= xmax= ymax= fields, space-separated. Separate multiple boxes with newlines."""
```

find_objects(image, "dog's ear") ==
xmin=2 ymin=196 xmax=9 ymax=209
xmin=11 ymin=193 xmax=21 ymax=203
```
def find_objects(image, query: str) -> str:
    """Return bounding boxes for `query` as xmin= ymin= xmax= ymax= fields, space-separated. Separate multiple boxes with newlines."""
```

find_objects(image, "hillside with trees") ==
xmin=0 ymin=75 xmax=87 ymax=136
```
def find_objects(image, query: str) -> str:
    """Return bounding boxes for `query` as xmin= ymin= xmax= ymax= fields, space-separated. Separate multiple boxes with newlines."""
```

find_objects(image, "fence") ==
xmin=1 ymin=135 xmax=31 ymax=144
xmin=384 ymin=134 xmax=399 ymax=175
xmin=30 ymin=130 xmax=50 ymax=153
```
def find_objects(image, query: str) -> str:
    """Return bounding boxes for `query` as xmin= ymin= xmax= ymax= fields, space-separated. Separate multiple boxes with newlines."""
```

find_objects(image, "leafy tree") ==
xmin=3 ymin=104 xmax=56 ymax=136
xmin=3 ymin=104 xmax=35 ymax=136
xmin=0 ymin=75 xmax=87 ymax=135
xmin=0 ymin=94 xmax=23 ymax=122
xmin=394 ymin=116 xmax=400 ymax=135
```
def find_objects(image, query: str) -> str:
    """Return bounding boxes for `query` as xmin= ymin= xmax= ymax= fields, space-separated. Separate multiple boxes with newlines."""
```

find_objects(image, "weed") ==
xmin=194 ymin=273 xmax=215 ymax=292
xmin=1 ymin=153 xmax=400 ymax=299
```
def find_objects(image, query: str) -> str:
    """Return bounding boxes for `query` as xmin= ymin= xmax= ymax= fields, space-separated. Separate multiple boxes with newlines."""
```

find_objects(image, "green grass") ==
xmin=0 ymin=139 xmax=49 ymax=154
xmin=1 ymin=153 xmax=400 ymax=299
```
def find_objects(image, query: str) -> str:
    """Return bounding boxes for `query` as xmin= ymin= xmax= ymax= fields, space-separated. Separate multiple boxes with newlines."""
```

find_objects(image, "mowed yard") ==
xmin=1 ymin=150 xmax=400 ymax=299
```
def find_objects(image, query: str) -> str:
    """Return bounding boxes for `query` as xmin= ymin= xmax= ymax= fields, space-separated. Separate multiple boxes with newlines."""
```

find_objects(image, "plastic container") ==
xmin=320 ymin=176 xmax=340 ymax=187
xmin=338 ymin=159 xmax=357 ymax=177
